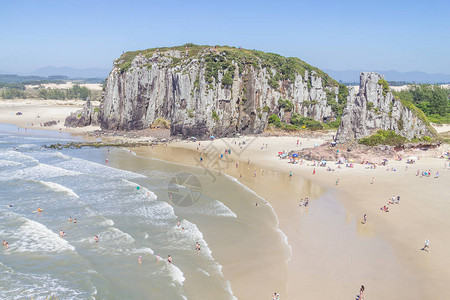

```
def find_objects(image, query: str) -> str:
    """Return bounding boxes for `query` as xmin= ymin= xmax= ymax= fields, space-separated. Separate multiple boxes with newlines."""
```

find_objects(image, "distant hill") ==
xmin=27 ymin=66 xmax=110 ymax=79
xmin=324 ymin=69 xmax=450 ymax=84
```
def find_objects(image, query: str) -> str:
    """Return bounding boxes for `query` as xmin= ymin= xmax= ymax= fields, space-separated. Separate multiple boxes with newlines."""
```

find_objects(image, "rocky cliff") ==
xmin=99 ymin=45 xmax=344 ymax=137
xmin=335 ymin=72 xmax=434 ymax=143
xmin=65 ymin=99 xmax=98 ymax=127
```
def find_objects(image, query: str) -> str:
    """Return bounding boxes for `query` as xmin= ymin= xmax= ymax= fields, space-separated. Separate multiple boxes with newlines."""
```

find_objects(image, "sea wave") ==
xmin=11 ymin=218 xmax=76 ymax=253
xmin=39 ymin=180 xmax=79 ymax=198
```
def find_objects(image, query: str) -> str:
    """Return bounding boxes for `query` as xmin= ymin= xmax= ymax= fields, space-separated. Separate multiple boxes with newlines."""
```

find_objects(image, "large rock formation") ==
xmin=65 ymin=99 xmax=98 ymax=127
xmin=335 ymin=72 xmax=433 ymax=143
xmin=99 ymin=45 xmax=343 ymax=137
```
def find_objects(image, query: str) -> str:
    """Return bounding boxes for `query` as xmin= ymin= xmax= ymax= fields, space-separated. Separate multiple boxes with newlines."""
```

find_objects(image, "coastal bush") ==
xmin=221 ymin=71 xmax=233 ymax=87
xmin=152 ymin=117 xmax=170 ymax=128
xmin=359 ymin=130 xmax=407 ymax=146
xmin=268 ymin=114 xmax=281 ymax=127
xmin=393 ymin=84 xmax=449 ymax=124
xmin=262 ymin=105 xmax=270 ymax=113
xmin=290 ymin=113 xmax=324 ymax=130
xmin=212 ymin=110 xmax=220 ymax=122
xmin=378 ymin=79 xmax=390 ymax=96
xmin=278 ymin=98 xmax=293 ymax=112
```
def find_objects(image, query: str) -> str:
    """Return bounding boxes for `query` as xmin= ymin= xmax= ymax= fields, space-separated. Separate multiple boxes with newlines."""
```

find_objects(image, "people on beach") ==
xmin=177 ymin=220 xmax=180 ymax=227
xmin=167 ymin=255 xmax=172 ymax=264
xmin=273 ymin=292 xmax=280 ymax=300
xmin=371 ymin=177 xmax=374 ymax=184
xmin=336 ymin=178 xmax=339 ymax=185
xmin=313 ymin=168 xmax=316 ymax=175
xmin=290 ymin=171 xmax=292 ymax=177
xmin=396 ymin=196 xmax=400 ymax=204
xmin=363 ymin=214 xmax=367 ymax=224
xmin=195 ymin=242 xmax=201 ymax=252
xmin=422 ymin=240 xmax=430 ymax=253
xmin=359 ymin=285 xmax=365 ymax=299
xmin=59 ymin=229 xmax=66 ymax=237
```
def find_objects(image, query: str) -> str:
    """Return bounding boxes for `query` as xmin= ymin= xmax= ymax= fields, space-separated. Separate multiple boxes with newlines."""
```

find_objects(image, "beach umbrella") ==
xmin=278 ymin=152 xmax=283 ymax=155
xmin=292 ymin=153 xmax=298 ymax=157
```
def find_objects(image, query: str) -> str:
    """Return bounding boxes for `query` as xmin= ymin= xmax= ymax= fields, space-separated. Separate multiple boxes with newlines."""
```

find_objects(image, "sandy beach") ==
xmin=0 ymin=99 xmax=100 ymax=134
xmin=1 ymin=100 xmax=449 ymax=299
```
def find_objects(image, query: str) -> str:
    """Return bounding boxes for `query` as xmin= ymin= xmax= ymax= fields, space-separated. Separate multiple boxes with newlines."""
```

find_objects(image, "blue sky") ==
xmin=1 ymin=0 xmax=449 ymax=74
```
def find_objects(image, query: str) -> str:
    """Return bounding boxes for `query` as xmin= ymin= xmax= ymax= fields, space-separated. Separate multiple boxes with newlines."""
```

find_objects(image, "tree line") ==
xmin=393 ymin=84 xmax=450 ymax=124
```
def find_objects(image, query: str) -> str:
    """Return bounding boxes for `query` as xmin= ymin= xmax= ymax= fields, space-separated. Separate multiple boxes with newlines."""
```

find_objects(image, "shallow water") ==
xmin=0 ymin=124 xmax=290 ymax=299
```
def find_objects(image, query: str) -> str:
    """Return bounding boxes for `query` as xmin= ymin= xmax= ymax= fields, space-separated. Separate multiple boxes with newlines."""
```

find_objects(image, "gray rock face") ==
xmin=65 ymin=99 xmax=98 ymax=127
xmin=99 ymin=49 xmax=339 ymax=138
xmin=335 ymin=72 xmax=431 ymax=143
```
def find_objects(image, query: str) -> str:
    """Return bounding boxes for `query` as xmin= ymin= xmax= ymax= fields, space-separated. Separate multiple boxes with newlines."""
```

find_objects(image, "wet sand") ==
xmin=132 ymin=138 xmax=450 ymax=299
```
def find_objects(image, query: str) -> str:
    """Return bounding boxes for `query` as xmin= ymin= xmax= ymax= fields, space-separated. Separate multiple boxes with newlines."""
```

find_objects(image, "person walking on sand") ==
xmin=371 ymin=177 xmax=374 ymax=184
xmin=422 ymin=240 xmax=430 ymax=253
xmin=336 ymin=178 xmax=339 ymax=185
xmin=396 ymin=195 xmax=400 ymax=204
xmin=359 ymin=285 xmax=365 ymax=299
xmin=313 ymin=168 xmax=316 ymax=175
xmin=290 ymin=171 xmax=292 ymax=177
xmin=363 ymin=214 xmax=367 ymax=224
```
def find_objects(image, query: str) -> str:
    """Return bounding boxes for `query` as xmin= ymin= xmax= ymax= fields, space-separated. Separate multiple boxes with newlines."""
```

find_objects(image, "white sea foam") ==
xmin=197 ymin=268 xmax=210 ymax=277
xmin=121 ymin=179 xmax=158 ymax=200
xmin=101 ymin=227 xmax=135 ymax=244
xmin=1 ymin=150 xmax=39 ymax=164
xmin=13 ymin=218 xmax=76 ymax=253
xmin=136 ymin=202 xmax=175 ymax=224
xmin=132 ymin=247 xmax=154 ymax=255
xmin=39 ymin=180 xmax=79 ymax=198
xmin=0 ymin=159 xmax=24 ymax=167
xmin=55 ymin=157 xmax=147 ymax=180
xmin=164 ymin=263 xmax=185 ymax=285
xmin=8 ymin=163 xmax=82 ymax=181
xmin=99 ymin=219 xmax=114 ymax=226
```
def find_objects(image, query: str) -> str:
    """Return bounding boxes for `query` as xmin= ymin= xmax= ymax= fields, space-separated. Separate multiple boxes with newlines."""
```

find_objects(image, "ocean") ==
xmin=0 ymin=124 xmax=290 ymax=299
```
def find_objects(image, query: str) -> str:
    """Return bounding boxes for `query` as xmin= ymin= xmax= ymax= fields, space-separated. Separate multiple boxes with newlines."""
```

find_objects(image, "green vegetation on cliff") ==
xmin=393 ymin=84 xmax=449 ymax=124
xmin=359 ymin=129 xmax=433 ymax=146
xmin=114 ymin=44 xmax=338 ymax=88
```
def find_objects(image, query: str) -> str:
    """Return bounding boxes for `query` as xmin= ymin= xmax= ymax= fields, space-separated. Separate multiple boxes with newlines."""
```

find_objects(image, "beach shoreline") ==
xmin=1 ymin=100 xmax=450 ymax=299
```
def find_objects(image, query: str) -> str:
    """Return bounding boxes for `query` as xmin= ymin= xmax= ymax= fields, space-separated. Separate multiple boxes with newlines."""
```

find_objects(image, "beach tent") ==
xmin=292 ymin=153 xmax=298 ymax=158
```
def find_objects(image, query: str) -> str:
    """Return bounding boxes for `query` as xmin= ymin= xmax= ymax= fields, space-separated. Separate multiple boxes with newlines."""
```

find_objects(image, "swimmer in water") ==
xmin=68 ymin=217 xmax=72 ymax=222
xmin=167 ymin=255 xmax=172 ymax=264
xmin=195 ymin=242 xmax=201 ymax=252
xmin=94 ymin=235 xmax=99 ymax=243
xmin=2 ymin=240 xmax=6 ymax=246
xmin=7 ymin=204 xmax=12 ymax=208
xmin=5 ymin=242 xmax=9 ymax=249
xmin=156 ymin=255 xmax=160 ymax=261
xmin=73 ymin=218 xmax=77 ymax=223
xmin=177 ymin=220 xmax=180 ymax=227
xmin=138 ymin=256 xmax=142 ymax=264
xmin=37 ymin=207 xmax=43 ymax=212
xmin=59 ymin=229 xmax=66 ymax=237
